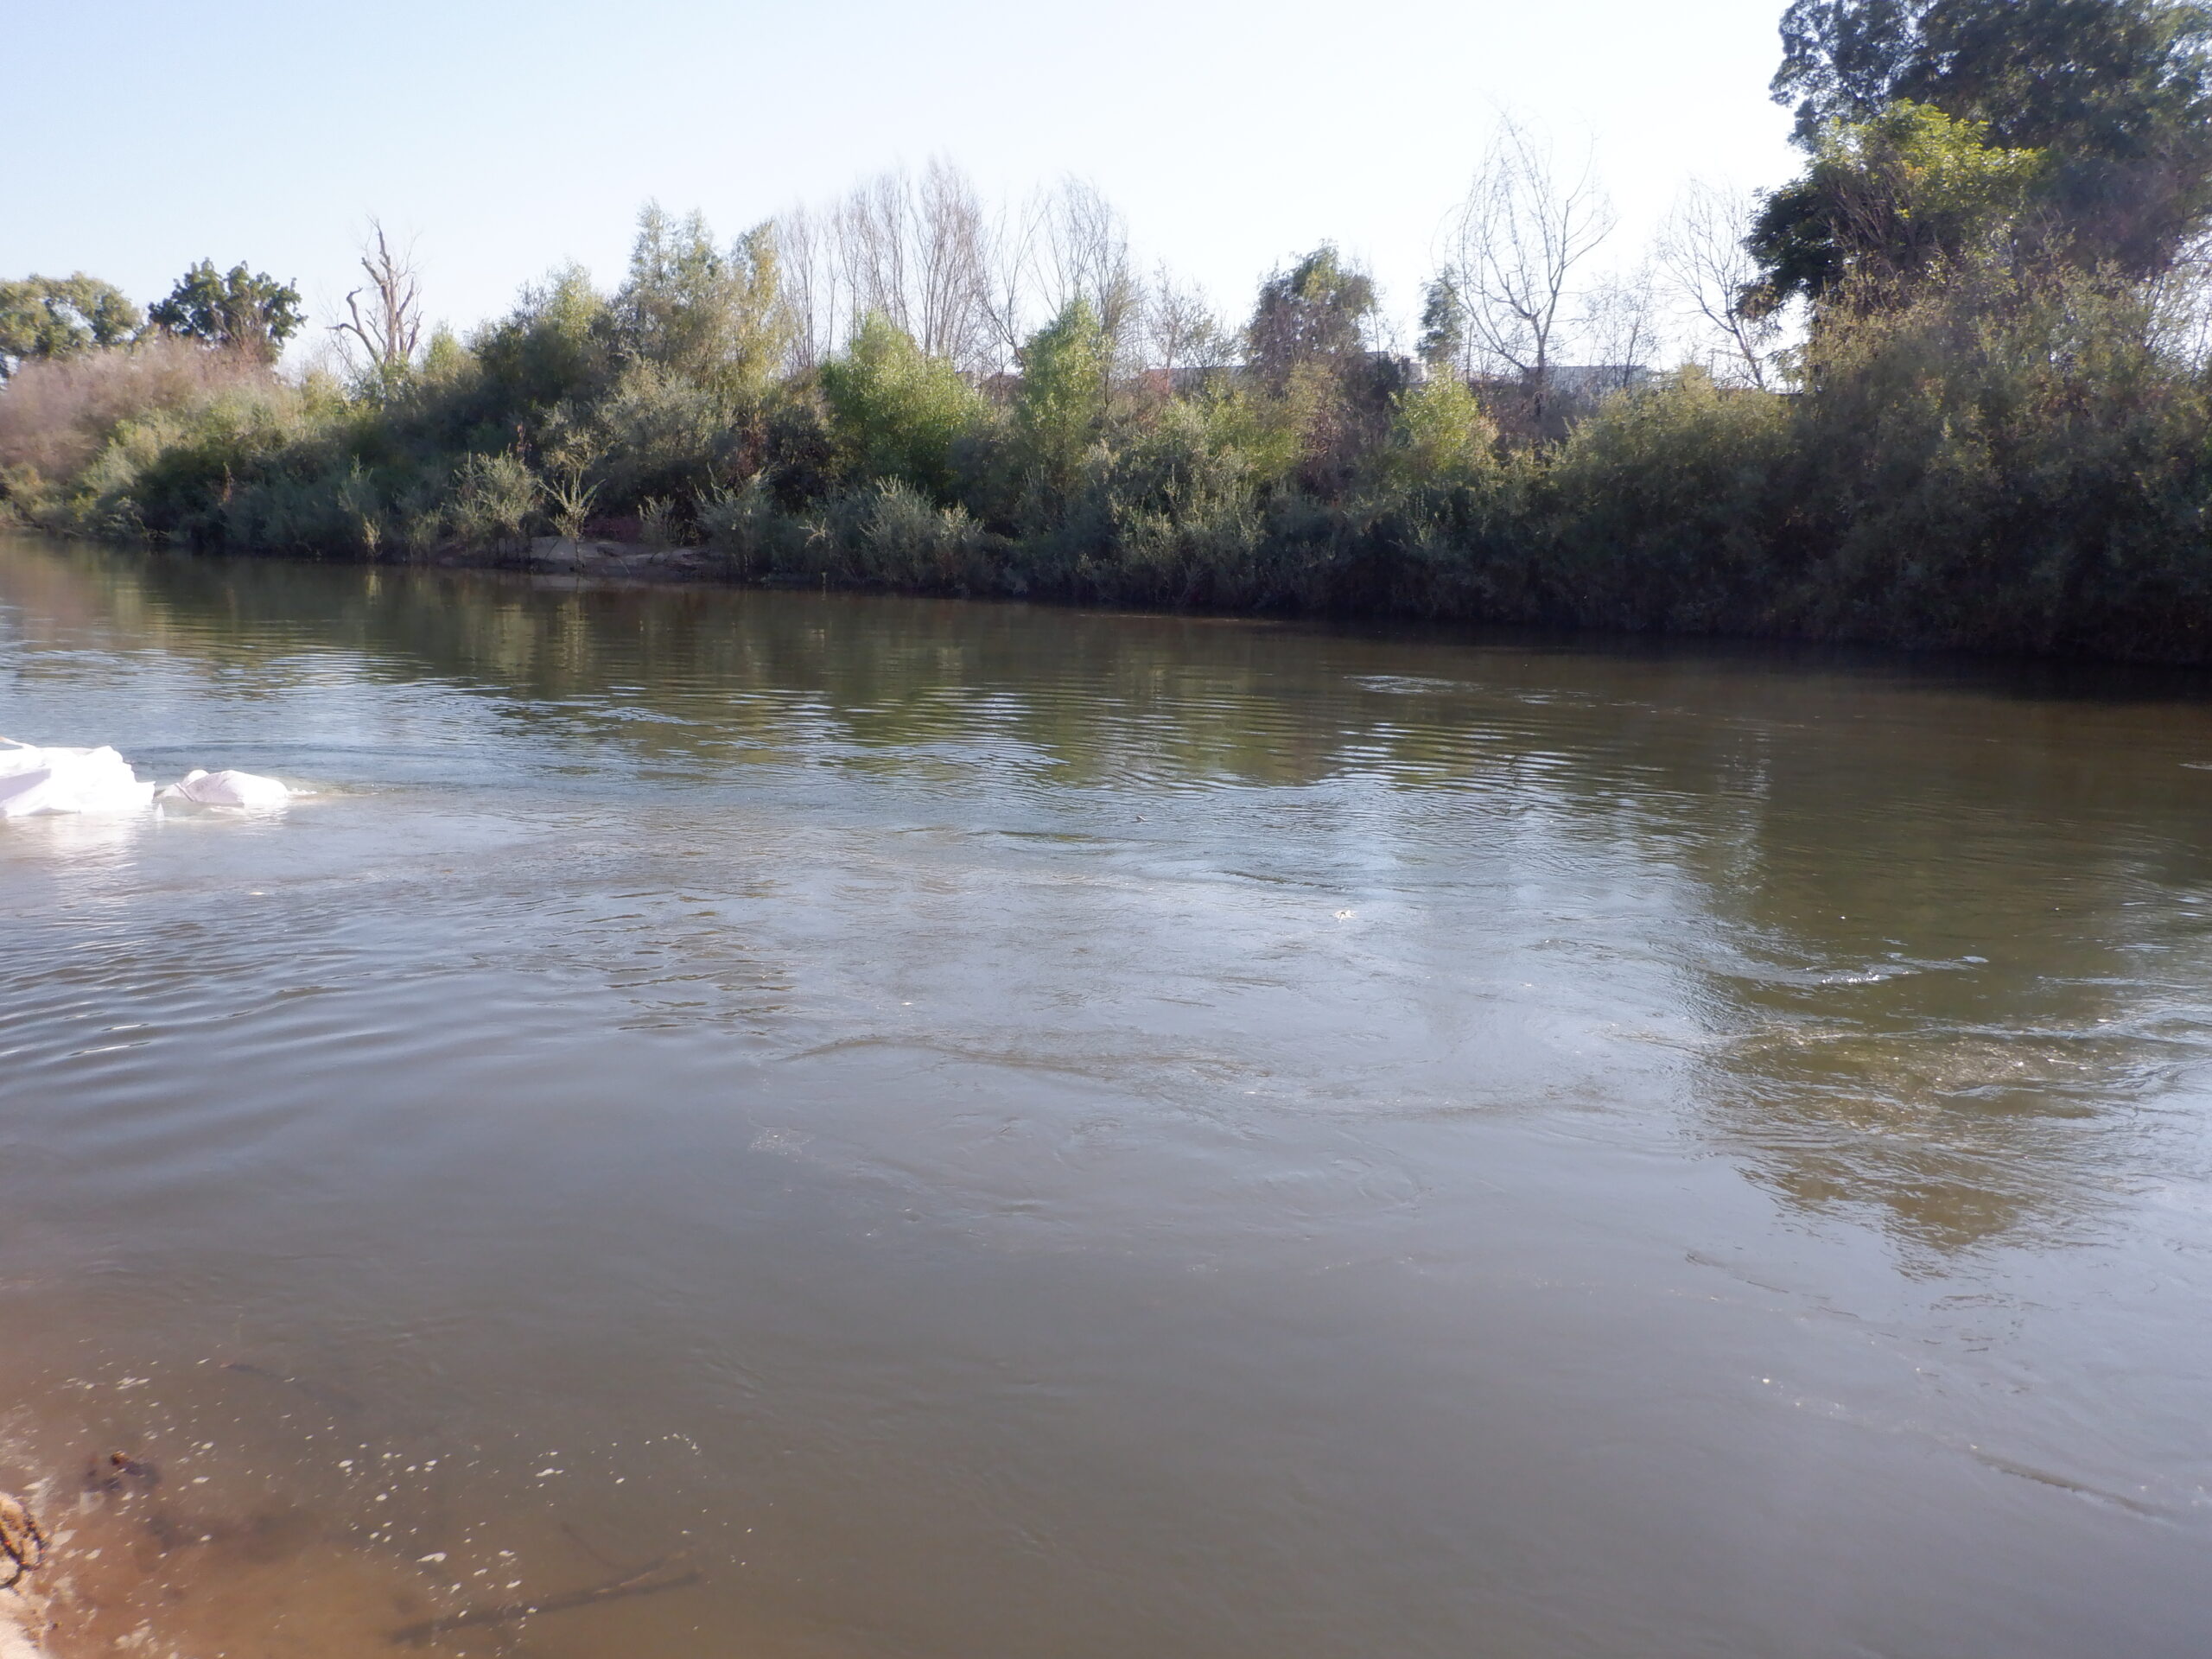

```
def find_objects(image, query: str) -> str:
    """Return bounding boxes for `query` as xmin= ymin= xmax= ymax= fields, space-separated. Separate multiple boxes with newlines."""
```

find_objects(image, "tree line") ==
xmin=1 ymin=261 xmax=305 ymax=371
xmin=9 ymin=0 xmax=2212 ymax=662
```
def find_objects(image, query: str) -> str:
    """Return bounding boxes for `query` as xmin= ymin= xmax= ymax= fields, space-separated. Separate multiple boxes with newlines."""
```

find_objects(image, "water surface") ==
xmin=3 ymin=535 xmax=2211 ymax=1656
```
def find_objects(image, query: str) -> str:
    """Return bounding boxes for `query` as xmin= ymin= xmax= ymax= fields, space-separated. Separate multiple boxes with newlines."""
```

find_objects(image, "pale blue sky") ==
xmin=9 ymin=0 xmax=1801 ymax=347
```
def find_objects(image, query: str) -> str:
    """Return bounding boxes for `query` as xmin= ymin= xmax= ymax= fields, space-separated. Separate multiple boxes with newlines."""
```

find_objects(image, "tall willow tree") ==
xmin=1011 ymin=298 xmax=1109 ymax=512
xmin=615 ymin=205 xmax=791 ymax=396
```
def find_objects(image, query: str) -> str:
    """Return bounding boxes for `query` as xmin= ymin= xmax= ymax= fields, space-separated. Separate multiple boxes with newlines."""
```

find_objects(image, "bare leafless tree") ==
xmin=836 ymin=170 xmax=912 ymax=340
xmin=979 ymin=181 xmax=1128 ymax=373
xmin=1657 ymin=181 xmax=1778 ymax=388
xmin=774 ymin=205 xmax=836 ymax=373
xmin=779 ymin=162 xmax=997 ymax=372
xmin=1030 ymin=178 xmax=1138 ymax=367
xmin=1447 ymin=119 xmax=1617 ymax=417
xmin=1578 ymin=261 xmax=1664 ymax=393
xmin=776 ymin=166 xmax=1147 ymax=378
xmin=912 ymin=159 xmax=991 ymax=366
xmin=332 ymin=219 xmax=423 ymax=383
xmin=1142 ymin=263 xmax=1224 ymax=378
xmin=980 ymin=197 xmax=1039 ymax=373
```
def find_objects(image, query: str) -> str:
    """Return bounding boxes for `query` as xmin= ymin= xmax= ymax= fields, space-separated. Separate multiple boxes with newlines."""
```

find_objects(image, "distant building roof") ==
xmin=1545 ymin=365 xmax=1657 ymax=396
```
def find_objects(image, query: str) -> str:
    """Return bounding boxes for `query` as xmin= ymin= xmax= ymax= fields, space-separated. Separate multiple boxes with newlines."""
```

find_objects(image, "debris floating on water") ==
xmin=0 ymin=740 xmax=300 ymax=818
xmin=0 ymin=742 xmax=154 ymax=819
xmin=156 ymin=769 xmax=293 ymax=809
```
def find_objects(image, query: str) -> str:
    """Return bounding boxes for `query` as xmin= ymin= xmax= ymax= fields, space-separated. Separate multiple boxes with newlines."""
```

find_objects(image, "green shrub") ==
xmin=821 ymin=480 xmax=994 ymax=589
xmin=697 ymin=474 xmax=806 ymax=575
xmin=447 ymin=451 xmax=537 ymax=551
xmin=1009 ymin=299 xmax=1109 ymax=523
xmin=1378 ymin=375 xmax=1502 ymax=493
xmin=470 ymin=264 xmax=613 ymax=418
xmin=591 ymin=360 xmax=742 ymax=512
xmin=1545 ymin=370 xmax=1798 ymax=632
xmin=637 ymin=493 xmax=683 ymax=548
xmin=819 ymin=314 xmax=988 ymax=503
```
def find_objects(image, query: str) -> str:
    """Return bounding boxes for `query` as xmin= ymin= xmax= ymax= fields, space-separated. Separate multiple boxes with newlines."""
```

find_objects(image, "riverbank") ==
xmin=10 ymin=518 xmax=2202 ymax=679
xmin=239 ymin=524 xmax=2212 ymax=671
xmin=434 ymin=534 xmax=723 ymax=584
xmin=16 ymin=263 xmax=2212 ymax=670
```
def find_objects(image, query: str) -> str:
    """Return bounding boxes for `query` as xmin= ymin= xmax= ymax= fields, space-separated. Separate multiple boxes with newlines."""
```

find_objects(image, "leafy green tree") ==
xmin=1245 ymin=245 xmax=1376 ymax=390
xmin=1772 ymin=0 xmax=2212 ymax=272
xmin=1244 ymin=247 xmax=1404 ymax=492
xmin=1011 ymin=298 xmax=1109 ymax=502
xmin=0 ymin=274 xmax=142 ymax=378
xmin=474 ymin=264 xmax=614 ymax=416
xmin=147 ymin=261 xmax=304 ymax=359
xmin=1382 ymin=375 xmax=1500 ymax=491
xmin=613 ymin=204 xmax=790 ymax=395
xmin=591 ymin=361 xmax=737 ymax=509
xmin=1771 ymin=0 xmax=1936 ymax=139
xmin=818 ymin=313 xmax=987 ymax=502
xmin=1417 ymin=276 xmax=1469 ymax=375
xmin=1746 ymin=101 xmax=2044 ymax=314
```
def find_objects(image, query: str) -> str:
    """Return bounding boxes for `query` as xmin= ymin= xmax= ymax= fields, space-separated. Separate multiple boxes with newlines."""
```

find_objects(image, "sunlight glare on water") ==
xmin=3 ymin=535 xmax=2212 ymax=1657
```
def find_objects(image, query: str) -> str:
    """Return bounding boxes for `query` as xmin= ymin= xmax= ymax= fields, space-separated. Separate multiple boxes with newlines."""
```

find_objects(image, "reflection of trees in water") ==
xmin=1651 ymin=710 xmax=2212 ymax=1256
xmin=14 ymin=535 xmax=2212 ymax=1254
xmin=5 ymin=540 xmax=1367 ymax=788
xmin=7 ymin=538 xmax=1641 ymax=795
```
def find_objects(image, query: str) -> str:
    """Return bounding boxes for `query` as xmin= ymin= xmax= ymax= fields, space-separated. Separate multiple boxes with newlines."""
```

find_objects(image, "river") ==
xmin=3 ymin=533 xmax=2210 ymax=1656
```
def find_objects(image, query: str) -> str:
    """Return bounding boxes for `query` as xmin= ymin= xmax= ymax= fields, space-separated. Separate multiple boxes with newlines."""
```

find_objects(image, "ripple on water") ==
xmin=10 ymin=540 xmax=2212 ymax=1658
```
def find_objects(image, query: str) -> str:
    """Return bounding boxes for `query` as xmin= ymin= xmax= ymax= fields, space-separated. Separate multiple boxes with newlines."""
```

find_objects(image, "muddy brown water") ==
xmin=3 ymin=534 xmax=2211 ymax=1656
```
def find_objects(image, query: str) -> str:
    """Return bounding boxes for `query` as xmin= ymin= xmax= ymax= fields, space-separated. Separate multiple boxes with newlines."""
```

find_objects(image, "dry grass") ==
xmin=0 ymin=340 xmax=275 ymax=480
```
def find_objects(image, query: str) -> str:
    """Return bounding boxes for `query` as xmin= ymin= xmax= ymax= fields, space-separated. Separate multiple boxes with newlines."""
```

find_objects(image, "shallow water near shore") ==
xmin=4 ymin=532 xmax=2212 ymax=1656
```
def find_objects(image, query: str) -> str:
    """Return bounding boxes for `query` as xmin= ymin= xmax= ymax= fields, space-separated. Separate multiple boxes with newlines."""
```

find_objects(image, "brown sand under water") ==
xmin=3 ymin=1363 xmax=718 ymax=1658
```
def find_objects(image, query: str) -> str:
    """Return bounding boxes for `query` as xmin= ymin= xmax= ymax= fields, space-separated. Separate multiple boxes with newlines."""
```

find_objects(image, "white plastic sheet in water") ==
xmin=0 ymin=741 xmax=156 ymax=819
xmin=156 ymin=768 xmax=293 ymax=809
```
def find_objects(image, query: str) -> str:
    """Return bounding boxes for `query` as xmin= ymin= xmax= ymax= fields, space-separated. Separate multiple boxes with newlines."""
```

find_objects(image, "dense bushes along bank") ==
xmin=11 ymin=2 xmax=2212 ymax=664
xmin=11 ymin=276 xmax=2212 ymax=664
